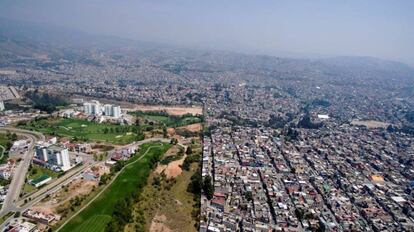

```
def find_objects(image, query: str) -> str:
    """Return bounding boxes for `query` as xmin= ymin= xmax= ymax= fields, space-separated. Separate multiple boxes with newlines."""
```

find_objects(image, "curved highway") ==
xmin=0 ymin=127 xmax=43 ymax=216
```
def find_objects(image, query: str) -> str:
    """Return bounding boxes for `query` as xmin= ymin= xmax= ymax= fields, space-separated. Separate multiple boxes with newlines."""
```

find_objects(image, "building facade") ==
xmin=35 ymin=143 xmax=71 ymax=171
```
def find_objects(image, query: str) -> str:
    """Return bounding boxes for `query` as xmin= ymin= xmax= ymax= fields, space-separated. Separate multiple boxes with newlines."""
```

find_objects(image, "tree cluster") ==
xmin=25 ymin=90 xmax=68 ymax=113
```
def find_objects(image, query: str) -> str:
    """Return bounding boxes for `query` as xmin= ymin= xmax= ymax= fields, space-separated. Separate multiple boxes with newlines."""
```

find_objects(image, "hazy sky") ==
xmin=0 ymin=0 xmax=413 ymax=64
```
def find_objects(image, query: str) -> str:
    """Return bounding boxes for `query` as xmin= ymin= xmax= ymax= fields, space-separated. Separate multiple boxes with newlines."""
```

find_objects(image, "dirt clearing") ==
xmin=177 ymin=123 xmax=202 ymax=132
xmin=156 ymin=154 xmax=186 ymax=178
xmin=156 ymin=145 xmax=186 ymax=178
xmin=128 ymin=105 xmax=202 ymax=116
xmin=351 ymin=120 xmax=390 ymax=129
xmin=150 ymin=214 xmax=172 ymax=232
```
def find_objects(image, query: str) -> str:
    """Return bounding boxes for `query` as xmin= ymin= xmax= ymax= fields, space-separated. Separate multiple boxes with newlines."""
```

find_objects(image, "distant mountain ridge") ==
xmin=0 ymin=17 xmax=136 ymax=49
xmin=0 ymin=17 xmax=413 ymax=81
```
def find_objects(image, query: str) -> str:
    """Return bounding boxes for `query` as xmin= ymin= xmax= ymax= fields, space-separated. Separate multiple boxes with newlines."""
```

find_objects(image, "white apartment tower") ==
xmin=104 ymin=104 xmax=113 ymax=116
xmin=35 ymin=144 xmax=71 ymax=171
xmin=84 ymin=100 xmax=102 ymax=116
xmin=83 ymin=100 xmax=121 ymax=118
xmin=112 ymin=106 xmax=121 ymax=118
xmin=83 ymin=102 xmax=93 ymax=115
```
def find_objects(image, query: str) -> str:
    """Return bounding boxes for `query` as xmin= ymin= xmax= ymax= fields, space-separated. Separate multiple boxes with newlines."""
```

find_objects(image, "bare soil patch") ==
xmin=167 ymin=128 xmax=175 ymax=137
xmin=156 ymin=145 xmax=185 ymax=178
xmin=150 ymin=214 xmax=172 ymax=232
xmin=32 ymin=175 xmax=99 ymax=216
xmin=177 ymin=123 xmax=202 ymax=132
xmin=129 ymin=105 xmax=202 ymax=116
xmin=351 ymin=120 xmax=389 ymax=129
xmin=156 ymin=154 xmax=186 ymax=178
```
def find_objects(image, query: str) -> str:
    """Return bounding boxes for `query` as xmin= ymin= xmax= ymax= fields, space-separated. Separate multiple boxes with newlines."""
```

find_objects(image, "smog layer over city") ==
xmin=0 ymin=1 xmax=413 ymax=232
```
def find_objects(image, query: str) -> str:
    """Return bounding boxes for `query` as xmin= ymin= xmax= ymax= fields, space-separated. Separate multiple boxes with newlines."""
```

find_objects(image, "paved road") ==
xmin=0 ymin=127 xmax=45 ymax=141
xmin=20 ymin=138 xmax=175 ymax=212
xmin=0 ymin=136 xmax=178 ymax=229
xmin=0 ymin=128 xmax=42 ymax=217
xmin=17 ymin=163 xmax=91 ymax=208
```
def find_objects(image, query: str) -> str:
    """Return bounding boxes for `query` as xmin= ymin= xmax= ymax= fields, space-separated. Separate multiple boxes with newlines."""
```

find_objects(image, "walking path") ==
xmin=0 ymin=145 xmax=5 ymax=161
xmin=55 ymin=143 xmax=164 ymax=231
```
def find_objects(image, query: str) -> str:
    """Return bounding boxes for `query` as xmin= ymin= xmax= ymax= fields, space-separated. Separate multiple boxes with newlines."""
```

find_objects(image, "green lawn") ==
xmin=19 ymin=118 xmax=144 ymax=145
xmin=28 ymin=164 xmax=60 ymax=180
xmin=132 ymin=111 xmax=203 ymax=128
xmin=20 ymin=165 xmax=59 ymax=196
xmin=22 ymin=183 xmax=36 ymax=195
xmin=0 ymin=212 xmax=14 ymax=225
xmin=59 ymin=142 xmax=172 ymax=232
xmin=127 ymin=162 xmax=199 ymax=232
xmin=0 ymin=134 xmax=12 ymax=148
xmin=0 ymin=133 xmax=13 ymax=164
xmin=76 ymin=215 xmax=112 ymax=232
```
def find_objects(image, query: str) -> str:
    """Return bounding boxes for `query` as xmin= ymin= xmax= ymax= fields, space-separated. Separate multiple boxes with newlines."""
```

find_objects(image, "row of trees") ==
xmin=187 ymin=172 xmax=214 ymax=200
xmin=25 ymin=90 xmax=68 ymax=113
xmin=3 ymin=132 xmax=18 ymax=151
xmin=181 ymin=146 xmax=200 ymax=171
xmin=105 ymin=195 xmax=134 ymax=232
xmin=105 ymin=146 xmax=167 ymax=231
xmin=102 ymin=126 xmax=139 ymax=134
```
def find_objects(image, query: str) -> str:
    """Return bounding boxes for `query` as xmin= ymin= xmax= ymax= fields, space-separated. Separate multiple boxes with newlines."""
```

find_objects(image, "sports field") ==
xmin=20 ymin=118 xmax=144 ymax=145
xmin=58 ymin=142 xmax=171 ymax=232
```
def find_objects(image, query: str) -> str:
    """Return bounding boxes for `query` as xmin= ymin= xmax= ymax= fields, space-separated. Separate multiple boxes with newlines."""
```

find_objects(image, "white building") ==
xmin=29 ymin=174 xmax=52 ymax=188
xmin=317 ymin=114 xmax=330 ymax=119
xmin=104 ymin=104 xmax=113 ymax=116
xmin=0 ymin=101 xmax=4 ymax=111
xmin=48 ymin=145 xmax=71 ymax=171
xmin=92 ymin=101 xmax=102 ymax=116
xmin=83 ymin=102 xmax=93 ymax=115
xmin=112 ymin=106 xmax=121 ymax=118
xmin=84 ymin=100 xmax=121 ymax=118
xmin=4 ymin=221 xmax=38 ymax=232
xmin=35 ymin=143 xmax=71 ymax=171
xmin=83 ymin=100 xmax=102 ymax=116
xmin=72 ymin=98 xmax=84 ymax=104
xmin=0 ymin=164 xmax=12 ymax=180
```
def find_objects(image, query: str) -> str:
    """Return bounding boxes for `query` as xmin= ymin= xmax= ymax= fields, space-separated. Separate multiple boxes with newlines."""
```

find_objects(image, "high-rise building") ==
xmin=35 ymin=145 xmax=48 ymax=161
xmin=91 ymin=100 xmax=102 ymax=116
xmin=84 ymin=100 xmax=102 ymax=116
xmin=48 ymin=145 xmax=71 ymax=171
xmin=104 ymin=104 xmax=113 ymax=116
xmin=83 ymin=102 xmax=93 ymax=115
xmin=35 ymin=143 xmax=71 ymax=171
xmin=83 ymin=100 xmax=121 ymax=118
xmin=112 ymin=106 xmax=121 ymax=118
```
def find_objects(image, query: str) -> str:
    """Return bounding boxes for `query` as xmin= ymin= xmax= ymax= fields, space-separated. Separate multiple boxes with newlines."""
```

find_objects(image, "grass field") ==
xmin=22 ymin=183 xmax=36 ymax=196
xmin=59 ymin=142 xmax=172 ymax=232
xmin=125 ymin=140 xmax=202 ymax=232
xmin=0 ymin=134 xmax=12 ymax=148
xmin=132 ymin=111 xmax=203 ymax=128
xmin=20 ymin=118 xmax=144 ymax=145
xmin=76 ymin=215 xmax=112 ymax=232
xmin=126 ymin=162 xmax=199 ymax=232
xmin=28 ymin=164 xmax=60 ymax=180
xmin=0 ymin=133 xmax=13 ymax=164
